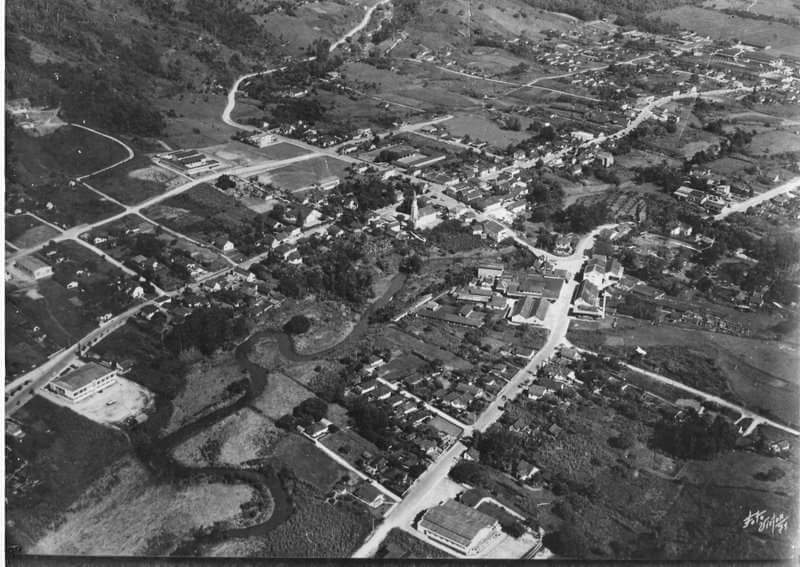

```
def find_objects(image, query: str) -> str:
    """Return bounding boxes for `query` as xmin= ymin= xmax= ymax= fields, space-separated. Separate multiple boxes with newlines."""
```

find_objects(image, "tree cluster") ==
xmin=652 ymin=409 xmax=737 ymax=460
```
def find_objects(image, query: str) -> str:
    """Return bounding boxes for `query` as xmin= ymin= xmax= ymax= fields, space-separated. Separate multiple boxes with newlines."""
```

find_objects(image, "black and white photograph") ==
xmin=4 ymin=0 xmax=800 ymax=562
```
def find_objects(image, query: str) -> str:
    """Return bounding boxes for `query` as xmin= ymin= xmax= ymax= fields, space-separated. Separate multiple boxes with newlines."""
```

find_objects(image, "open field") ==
xmin=30 ymin=456 xmax=259 ymax=556
xmin=6 ymin=214 xmax=60 ymax=248
xmin=442 ymin=112 xmax=531 ymax=150
xmin=165 ymin=351 xmax=249 ymax=434
xmin=380 ymin=327 xmax=473 ymax=371
xmin=270 ymin=434 xmax=349 ymax=492
xmin=257 ymin=141 xmax=314 ymax=161
xmin=39 ymin=377 xmax=155 ymax=427
xmin=173 ymin=407 xmax=284 ymax=467
xmin=259 ymin=156 xmax=351 ymax=193
xmin=700 ymin=0 xmax=800 ymax=21
xmin=85 ymin=154 xmax=179 ymax=205
xmin=655 ymin=6 xmax=800 ymax=49
xmin=9 ymin=125 xmax=129 ymax=184
xmin=376 ymin=528 xmax=453 ymax=559
xmin=23 ymin=183 xmax=126 ymax=229
xmin=156 ymin=93 xmax=239 ymax=148
xmin=6 ymin=397 xmax=130 ymax=547
xmin=568 ymin=318 xmax=800 ymax=424
xmin=290 ymin=300 xmax=359 ymax=355
xmin=249 ymin=370 xmax=315 ymax=420
xmin=747 ymin=130 xmax=800 ymax=156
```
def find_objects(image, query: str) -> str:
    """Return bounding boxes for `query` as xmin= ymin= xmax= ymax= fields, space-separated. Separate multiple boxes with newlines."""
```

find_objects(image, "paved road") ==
xmin=714 ymin=175 xmax=800 ymax=220
xmin=352 ymin=226 xmax=610 ymax=558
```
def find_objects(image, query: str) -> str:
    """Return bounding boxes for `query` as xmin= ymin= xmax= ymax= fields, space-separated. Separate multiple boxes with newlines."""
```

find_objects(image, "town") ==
xmin=5 ymin=0 xmax=800 ymax=561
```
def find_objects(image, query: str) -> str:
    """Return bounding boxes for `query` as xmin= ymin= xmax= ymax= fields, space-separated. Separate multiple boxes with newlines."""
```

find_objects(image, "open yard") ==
xmin=29 ymin=456 xmax=259 ymax=556
xmin=84 ymin=154 xmax=179 ymax=205
xmin=442 ymin=112 xmax=532 ymax=150
xmin=6 ymin=214 xmax=60 ymax=248
xmin=259 ymin=156 xmax=351 ymax=193
xmin=172 ymin=407 xmax=285 ymax=468
xmin=39 ymin=376 xmax=155 ymax=427
xmin=380 ymin=326 xmax=473 ymax=371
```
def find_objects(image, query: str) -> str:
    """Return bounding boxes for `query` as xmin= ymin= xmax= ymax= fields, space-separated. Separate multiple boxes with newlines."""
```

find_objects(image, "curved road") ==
xmin=72 ymin=123 xmax=135 ymax=180
xmin=222 ymin=0 xmax=391 ymax=131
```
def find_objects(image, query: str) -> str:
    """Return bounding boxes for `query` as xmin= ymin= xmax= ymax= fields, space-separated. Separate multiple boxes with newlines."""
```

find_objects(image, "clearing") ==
xmin=259 ymin=156 xmax=351 ymax=193
xmin=30 ymin=456 xmax=259 ymax=556
xmin=172 ymin=407 xmax=284 ymax=467
xmin=5 ymin=214 xmax=60 ymax=248
xmin=270 ymin=434 xmax=349 ymax=492
xmin=249 ymin=370 xmax=315 ymax=420
xmin=85 ymin=154 xmax=179 ymax=205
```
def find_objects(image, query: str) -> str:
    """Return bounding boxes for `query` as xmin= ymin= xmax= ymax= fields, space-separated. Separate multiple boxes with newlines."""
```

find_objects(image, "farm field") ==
xmin=655 ymin=6 xmax=800 ymax=49
xmin=568 ymin=318 xmax=800 ymax=425
xmin=700 ymin=0 xmax=800 ymax=22
xmin=165 ymin=351 xmax=249 ymax=434
xmin=84 ymin=154 xmax=179 ymax=205
xmin=259 ymin=156 xmax=351 ymax=193
xmin=23 ymin=183 xmax=125 ymax=229
xmin=5 ymin=214 xmax=60 ymax=248
xmin=29 ymin=456 xmax=259 ymax=556
xmin=746 ymin=130 xmax=800 ymax=156
xmin=172 ymin=407 xmax=284 ymax=467
xmin=6 ymin=397 xmax=130 ymax=548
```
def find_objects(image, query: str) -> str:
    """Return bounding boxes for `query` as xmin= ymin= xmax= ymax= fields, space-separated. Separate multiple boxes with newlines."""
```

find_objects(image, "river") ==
xmin=135 ymin=272 xmax=409 ymax=554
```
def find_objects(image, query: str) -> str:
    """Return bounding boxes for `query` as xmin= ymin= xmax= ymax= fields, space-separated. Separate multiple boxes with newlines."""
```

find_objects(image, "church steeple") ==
xmin=410 ymin=191 xmax=420 ymax=230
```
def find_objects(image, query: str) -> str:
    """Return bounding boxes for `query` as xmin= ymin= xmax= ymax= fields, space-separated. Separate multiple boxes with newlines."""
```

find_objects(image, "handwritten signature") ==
xmin=743 ymin=509 xmax=789 ymax=536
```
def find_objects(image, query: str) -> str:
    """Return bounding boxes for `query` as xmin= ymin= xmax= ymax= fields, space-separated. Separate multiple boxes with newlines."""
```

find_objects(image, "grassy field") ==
xmin=10 ymin=125 xmax=129 ymax=184
xmin=29 ymin=456 xmax=258 ymax=556
xmin=250 ymin=370 xmax=315 ymax=420
xmin=381 ymin=327 xmax=473 ymax=371
xmin=85 ymin=154 xmax=178 ymax=205
xmin=290 ymin=300 xmax=358 ymax=356
xmin=747 ymin=130 xmax=800 ymax=156
xmin=656 ymin=6 xmax=800 ymax=49
xmin=5 ymin=214 xmax=60 ymax=248
xmin=25 ymin=183 xmax=125 ymax=229
xmin=700 ymin=0 xmax=800 ymax=22
xmin=257 ymin=141 xmax=313 ymax=161
xmin=172 ymin=407 xmax=285 ymax=467
xmin=270 ymin=434 xmax=349 ymax=493
xmin=442 ymin=112 xmax=531 ymax=150
xmin=165 ymin=351 xmax=249 ymax=433
xmin=376 ymin=528 xmax=454 ymax=559
xmin=259 ymin=156 xmax=351 ymax=193
xmin=7 ymin=396 xmax=130 ymax=547
xmin=156 ymin=92 xmax=239 ymax=148
xmin=568 ymin=318 xmax=800 ymax=425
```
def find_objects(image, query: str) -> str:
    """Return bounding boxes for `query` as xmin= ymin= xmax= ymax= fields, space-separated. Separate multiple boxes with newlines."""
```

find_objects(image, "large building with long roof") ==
xmin=418 ymin=499 xmax=500 ymax=555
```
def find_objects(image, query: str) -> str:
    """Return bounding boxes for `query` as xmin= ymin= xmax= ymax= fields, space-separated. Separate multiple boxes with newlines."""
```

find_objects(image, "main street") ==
xmin=714 ymin=175 xmax=800 ymax=220
xmin=352 ymin=225 xmax=611 ymax=559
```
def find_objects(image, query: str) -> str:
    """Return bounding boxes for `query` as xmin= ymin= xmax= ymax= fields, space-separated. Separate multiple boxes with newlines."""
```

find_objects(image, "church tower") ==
xmin=409 ymin=192 xmax=420 ymax=230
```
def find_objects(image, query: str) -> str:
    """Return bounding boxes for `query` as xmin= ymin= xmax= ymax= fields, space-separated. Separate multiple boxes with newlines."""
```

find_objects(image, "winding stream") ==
xmin=138 ymin=273 xmax=408 ymax=551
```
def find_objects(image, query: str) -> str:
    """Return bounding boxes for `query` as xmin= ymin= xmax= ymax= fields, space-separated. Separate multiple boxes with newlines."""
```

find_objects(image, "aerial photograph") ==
xmin=4 ymin=0 xmax=800 ymax=561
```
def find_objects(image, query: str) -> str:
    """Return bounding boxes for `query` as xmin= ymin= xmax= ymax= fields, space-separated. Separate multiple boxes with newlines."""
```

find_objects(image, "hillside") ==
xmin=5 ymin=0 xmax=366 ymax=139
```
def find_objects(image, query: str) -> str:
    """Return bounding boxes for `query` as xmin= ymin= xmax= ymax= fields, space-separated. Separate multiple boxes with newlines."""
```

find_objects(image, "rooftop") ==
xmin=52 ymin=362 xmax=115 ymax=392
xmin=419 ymin=499 xmax=497 ymax=548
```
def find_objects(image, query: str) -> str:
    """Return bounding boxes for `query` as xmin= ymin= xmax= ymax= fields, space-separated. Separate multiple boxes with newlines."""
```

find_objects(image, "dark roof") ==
xmin=53 ymin=362 xmax=115 ymax=392
xmin=354 ymin=483 xmax=383 ymax=503
xmin=419 ymin=499 xmax=497 ymax=548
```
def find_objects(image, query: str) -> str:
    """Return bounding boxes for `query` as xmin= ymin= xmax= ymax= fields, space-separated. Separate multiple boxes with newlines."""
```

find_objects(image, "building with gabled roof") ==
xmin=418 ymin=499 xmax=501 ymax=555
xmin=510 ymin=296 xmax=550 ymax=325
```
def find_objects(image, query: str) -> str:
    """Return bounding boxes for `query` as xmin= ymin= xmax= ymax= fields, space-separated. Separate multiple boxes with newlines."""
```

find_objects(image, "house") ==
xmin=595 ymin=151 xmax=614 ymax=167
xmin=554 ymin=235 xmax=573 ymax=254
xmin=573 ymin=280 xmax=603 ymax=317
xmin=214 ymin=237 xmax=236 ymax=253
xmin=15 ymin=255 xmax=53 ymax=280
xmin=304 ymin=421 xmax=329 ymax=439
xmin=418 ymin=499 xmax=501 ymax=555
xmin=516 ymin=459 xmax=539 ymax=481
xmin=353 ymin=483 xmax=385 ymax=508
xmin=47 ymin=362 xmax=118 ymax=402
xmin=483 ymin=220 xmax=512 ymax=243
xmin=510 ymin=296 xmax=550 ymax=325
xmin=668 ymin=221 xmax=693 ymax=238
xmin=527 ymin=384 xmax=548 ymax=400
xmin=477 ymin=263 xmax=504 ymax=281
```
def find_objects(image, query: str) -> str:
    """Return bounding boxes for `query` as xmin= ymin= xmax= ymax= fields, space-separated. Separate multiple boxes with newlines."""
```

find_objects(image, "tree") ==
xmin=284 ymin=315 xmax=311 ymax=334
xmin=399 ymin=254 xmax=423 ymax=274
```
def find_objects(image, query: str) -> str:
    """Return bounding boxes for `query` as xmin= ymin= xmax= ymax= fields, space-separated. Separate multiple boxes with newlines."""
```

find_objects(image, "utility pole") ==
xmin=466 ymin=0 xmax=471 ymax=45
